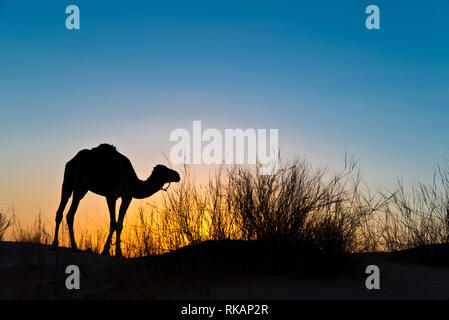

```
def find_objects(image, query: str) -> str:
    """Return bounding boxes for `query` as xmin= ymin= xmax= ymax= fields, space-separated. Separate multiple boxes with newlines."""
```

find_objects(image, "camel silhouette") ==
xmin=51 ymin=143 xmax=180 ymax=256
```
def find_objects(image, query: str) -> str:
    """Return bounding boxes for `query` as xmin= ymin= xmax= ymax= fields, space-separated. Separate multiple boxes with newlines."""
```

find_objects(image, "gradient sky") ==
xmin=1 ymin=1 xmax=448 ymax=224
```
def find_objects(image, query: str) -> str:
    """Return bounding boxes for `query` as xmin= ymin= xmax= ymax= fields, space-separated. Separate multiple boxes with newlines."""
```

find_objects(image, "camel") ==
xmin=51 ymin=143 xmax=180 ymax=256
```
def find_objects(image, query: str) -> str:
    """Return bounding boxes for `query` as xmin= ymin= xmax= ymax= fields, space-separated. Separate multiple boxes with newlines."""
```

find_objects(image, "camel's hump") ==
xmin=92 ymin=143 xmax=117 ymax=152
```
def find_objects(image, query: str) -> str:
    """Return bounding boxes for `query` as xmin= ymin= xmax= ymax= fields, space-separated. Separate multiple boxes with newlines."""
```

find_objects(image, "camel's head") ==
xmin=152 ymin=165 xmax=181 ymax=184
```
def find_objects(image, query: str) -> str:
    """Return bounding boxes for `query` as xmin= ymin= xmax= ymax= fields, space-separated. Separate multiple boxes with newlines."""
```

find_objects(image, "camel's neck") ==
xmin=133 ymin=175 xmax=165 ymax=199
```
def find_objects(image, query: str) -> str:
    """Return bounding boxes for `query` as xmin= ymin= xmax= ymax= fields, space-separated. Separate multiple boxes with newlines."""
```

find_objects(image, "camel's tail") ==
xmin=61 ymin=160 xmax=76 ymax=198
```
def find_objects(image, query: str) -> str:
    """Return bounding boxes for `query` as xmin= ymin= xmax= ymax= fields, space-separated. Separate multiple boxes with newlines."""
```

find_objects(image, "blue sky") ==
xmin=0 ymin=1 xmax=448 ymax=221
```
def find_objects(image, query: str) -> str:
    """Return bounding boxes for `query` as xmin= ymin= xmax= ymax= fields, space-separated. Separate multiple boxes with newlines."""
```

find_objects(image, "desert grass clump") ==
xmin=11 ymin=211 xmax=52 ymax=245
xmin=381 ymin=164 xmax=449 ymax=251
xmin=124 ymin=205 xmax=172 ymax=257
xmin=0 ymin=211 xmax=11 ymax=241
xmin=224 ymin=160 xmax=383 ymax=254
xmin=125 ymin=160 xmax=384 ymax=257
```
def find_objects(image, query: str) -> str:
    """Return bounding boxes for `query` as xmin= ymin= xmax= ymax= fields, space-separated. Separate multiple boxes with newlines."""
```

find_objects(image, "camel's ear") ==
xmin=153 ymin=165 xmax=164 ymax=174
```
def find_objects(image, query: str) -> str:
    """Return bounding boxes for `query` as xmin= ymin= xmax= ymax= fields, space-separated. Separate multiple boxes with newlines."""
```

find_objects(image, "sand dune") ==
xmin=0 ymin=241 xmax=448 ymax=299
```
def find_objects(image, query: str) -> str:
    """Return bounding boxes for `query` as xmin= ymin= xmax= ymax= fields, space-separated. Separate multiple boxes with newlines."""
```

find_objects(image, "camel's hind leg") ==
xmin=66 ymin=190 xmax=86 ymax=252
xmin=51 ymin=183 xmax=72 ymax=249
xmin=115 ymin=197 xmax=131 ymax=257
xmin=101 ymin=197 xmax=117 ymax=256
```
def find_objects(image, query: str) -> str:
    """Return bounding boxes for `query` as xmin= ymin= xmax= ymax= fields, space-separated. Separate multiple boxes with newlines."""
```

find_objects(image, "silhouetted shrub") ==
xmin=128 ymin=159 xmax=384 ymax=257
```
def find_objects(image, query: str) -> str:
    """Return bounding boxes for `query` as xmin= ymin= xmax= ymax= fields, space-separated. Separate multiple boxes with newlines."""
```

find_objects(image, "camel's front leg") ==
xmin=101 ymin=197 xmax=117 ymax=256
xmin=115 ymin=197 xmax=131 ymax=257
